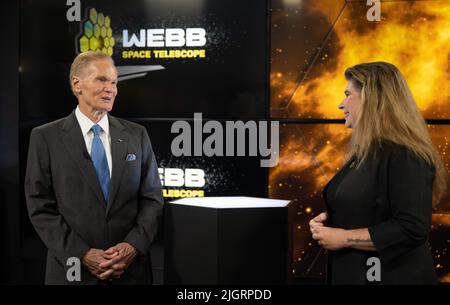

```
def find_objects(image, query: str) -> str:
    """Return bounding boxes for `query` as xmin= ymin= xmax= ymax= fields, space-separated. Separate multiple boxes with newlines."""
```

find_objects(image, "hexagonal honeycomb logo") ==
xmin=77 ymin=8 xmax=115 ymax=56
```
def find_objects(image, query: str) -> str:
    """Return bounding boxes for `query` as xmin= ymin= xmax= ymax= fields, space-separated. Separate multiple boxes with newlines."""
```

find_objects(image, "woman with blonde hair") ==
xmin=309 ymin=62 xmax=446 ymax=284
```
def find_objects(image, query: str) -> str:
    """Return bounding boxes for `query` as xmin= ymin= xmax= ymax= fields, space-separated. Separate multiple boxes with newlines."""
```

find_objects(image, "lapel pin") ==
xmin=117 ymin=138 xmax=123 ymax=142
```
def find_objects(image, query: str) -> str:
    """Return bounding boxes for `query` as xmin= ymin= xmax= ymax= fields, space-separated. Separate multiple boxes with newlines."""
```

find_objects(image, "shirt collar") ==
xmin=75 ymin=106 xmax=110 ymax=137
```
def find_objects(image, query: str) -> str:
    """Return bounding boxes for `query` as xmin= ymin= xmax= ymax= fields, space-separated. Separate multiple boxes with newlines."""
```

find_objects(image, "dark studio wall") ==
xmin=0 ymin=0 xmax=21 ymax=284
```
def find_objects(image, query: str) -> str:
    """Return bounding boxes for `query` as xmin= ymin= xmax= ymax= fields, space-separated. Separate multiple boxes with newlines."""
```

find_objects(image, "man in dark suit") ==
xmin=24 ymin=51 xmax=163 ymax=284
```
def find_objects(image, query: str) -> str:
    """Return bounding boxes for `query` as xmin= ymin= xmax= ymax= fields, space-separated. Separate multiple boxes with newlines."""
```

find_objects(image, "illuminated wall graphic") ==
xmin=432 ymin=214 xmax=450 ymax=281
xmin=271 ymin=0 xmax=450 ymax=119
xmin=271 ymin=0 xmax=346 ymax=119
xmin=430 ymin=124 xmax=450 ymax=212
xmin=125 ymin=121 xmax=268 ymax=203
xmin=78 ymin=8 xmax=115 ymax=55
xmin=20 ymin=0 xmax=267 ymax=120
xmin=270 ymin=0 xmax=450 ymax=282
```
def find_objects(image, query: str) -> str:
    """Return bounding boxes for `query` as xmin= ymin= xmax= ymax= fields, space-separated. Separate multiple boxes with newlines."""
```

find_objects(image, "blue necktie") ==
xmin=91 ymin=124 xmax=110 ymax=202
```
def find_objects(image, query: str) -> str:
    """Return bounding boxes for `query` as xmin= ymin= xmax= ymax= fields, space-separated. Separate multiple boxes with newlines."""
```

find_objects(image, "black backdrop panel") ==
xmin=140 ymin=120 xmax=268 ymax=201
xmin=20 ymin=0 xmax=268 ymax=120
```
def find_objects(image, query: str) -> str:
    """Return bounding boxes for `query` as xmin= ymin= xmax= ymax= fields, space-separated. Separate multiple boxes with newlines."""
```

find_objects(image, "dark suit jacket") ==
xmin=24 ymin=112 xmax=163 ymax=284
xmin=323 ymin=142 xmax=437 ymax=284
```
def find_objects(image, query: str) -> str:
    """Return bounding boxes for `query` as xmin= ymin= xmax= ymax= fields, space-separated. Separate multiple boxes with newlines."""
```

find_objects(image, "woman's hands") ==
xmin=309 ymin=212 xmax=376 ymax=251
xmin=309 ymin=212 xmax=348 ymax=251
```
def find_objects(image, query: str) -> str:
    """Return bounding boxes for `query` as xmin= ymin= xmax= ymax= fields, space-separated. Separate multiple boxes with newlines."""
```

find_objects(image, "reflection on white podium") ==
xmin=171 ymin=196 xmax=290 ymax=209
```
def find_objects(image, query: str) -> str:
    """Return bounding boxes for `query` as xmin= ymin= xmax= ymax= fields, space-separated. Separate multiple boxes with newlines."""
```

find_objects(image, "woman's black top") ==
xmin=323 ymin=142 xmax=437 ymax=284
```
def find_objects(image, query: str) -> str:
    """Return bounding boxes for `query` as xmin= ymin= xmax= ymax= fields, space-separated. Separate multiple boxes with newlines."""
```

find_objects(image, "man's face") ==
xmin=74 ymin=59 xmax=118 ymax=112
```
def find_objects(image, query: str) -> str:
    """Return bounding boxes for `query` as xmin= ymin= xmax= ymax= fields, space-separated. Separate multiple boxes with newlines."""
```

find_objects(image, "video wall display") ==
xmin=429 ymin=124 xmax=450 ymax=213
xmin=16 ymin=0 xmax=450 ymax=284
xmin=268 ymin=123 xmax=351 ymax=278
xmin=20 ymin=0 xmax=268 ymax=120
xmin=431 ymin=213 xmax=450 ymax=282
xmin=17 ymin=0 xmax=270 ymax=284
xmin=269 ymin=123 xmax=450 ymax=281
xmin=271 ymin=0 xmax=450 ymax=119
xmin=139 ymin=120 xmax=268 ymax=202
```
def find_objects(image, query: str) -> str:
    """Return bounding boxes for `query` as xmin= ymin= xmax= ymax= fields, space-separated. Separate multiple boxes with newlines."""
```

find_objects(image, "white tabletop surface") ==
xmin=170 ymin=196 xmax=290 ymax=209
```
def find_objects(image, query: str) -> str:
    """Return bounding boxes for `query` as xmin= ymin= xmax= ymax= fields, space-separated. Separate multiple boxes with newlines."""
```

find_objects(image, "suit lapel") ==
xmin=61 ymin=112 xmax=107 ymax=208
xmin=106 ymin=115 xmax=129 ymax=216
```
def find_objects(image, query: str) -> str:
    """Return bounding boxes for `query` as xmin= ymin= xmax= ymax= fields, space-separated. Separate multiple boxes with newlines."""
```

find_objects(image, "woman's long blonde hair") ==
xmin=345 ymin=61 xmax=446 ymax=206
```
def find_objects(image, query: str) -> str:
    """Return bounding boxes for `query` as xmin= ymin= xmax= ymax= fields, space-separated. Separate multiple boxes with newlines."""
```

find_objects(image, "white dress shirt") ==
xmin=75 ymin=106 xmax=112 ymax=177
